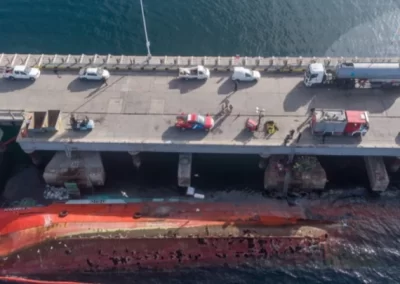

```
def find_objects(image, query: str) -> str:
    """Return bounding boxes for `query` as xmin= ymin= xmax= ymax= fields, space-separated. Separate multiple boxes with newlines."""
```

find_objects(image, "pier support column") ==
xmin=364 ymin=156 xmax=389 ymax=192
xmin=128 ymin=151 xmax=141 ymax=169
xmin=43 ymin=151 xmax=105 ymax=189
xmin=258 ymin=154 xmax=270 ymax=169
xmin=23 ymin=149 xmax=42 ymax=166
xmin=264 ymin=155 xmax=327 ymax=192
xmin=178 ymin=153 xmax=192 ymax=187
xmin=389 ymin=157 xmax=400 ymax=173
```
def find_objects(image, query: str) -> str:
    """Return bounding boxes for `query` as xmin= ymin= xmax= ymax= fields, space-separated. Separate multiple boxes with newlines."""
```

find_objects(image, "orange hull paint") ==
xmin=0 ymin=201 xmax=307 ymax=257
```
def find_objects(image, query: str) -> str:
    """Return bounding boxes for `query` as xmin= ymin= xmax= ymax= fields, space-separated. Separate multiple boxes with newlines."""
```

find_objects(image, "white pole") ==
xmin=140 ymin=0 xmax=151 ymax=58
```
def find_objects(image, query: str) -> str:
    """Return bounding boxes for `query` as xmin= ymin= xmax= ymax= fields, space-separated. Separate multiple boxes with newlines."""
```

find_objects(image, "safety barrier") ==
xmin=0 ymin=53 xmax=400 ymax=73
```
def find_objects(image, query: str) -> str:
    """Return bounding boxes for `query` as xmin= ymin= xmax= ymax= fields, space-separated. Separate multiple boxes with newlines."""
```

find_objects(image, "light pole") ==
xmin=255 ymin=107 xmax=265 ymax=131
xmin=140 ymin=0 xmax=151 ymax=59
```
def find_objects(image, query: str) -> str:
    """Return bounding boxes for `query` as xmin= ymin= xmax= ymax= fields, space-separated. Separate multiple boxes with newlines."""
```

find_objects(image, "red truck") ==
xmin=311 ymin=109 xmax=370 ymax=137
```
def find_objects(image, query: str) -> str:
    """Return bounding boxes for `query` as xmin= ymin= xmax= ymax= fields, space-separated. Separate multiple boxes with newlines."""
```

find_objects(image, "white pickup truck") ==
xmin=178 ymin=65 xmax=210 ymax=80
xmin=3 ymin=65 xmax=41 ymax=81
xmin=231 ymin=67 xmax=261 ymax=82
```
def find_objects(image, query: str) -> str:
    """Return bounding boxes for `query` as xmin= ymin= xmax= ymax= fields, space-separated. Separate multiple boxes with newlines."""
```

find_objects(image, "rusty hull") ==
xmin=3 ymin=196 xmax=398 ymax=275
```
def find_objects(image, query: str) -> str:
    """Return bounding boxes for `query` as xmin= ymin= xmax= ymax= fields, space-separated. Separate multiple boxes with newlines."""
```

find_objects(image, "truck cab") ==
xmin=303 ymin=63 xmax=327 ymax=87
xmin=232 ymin=67 xmax=261 ymax=82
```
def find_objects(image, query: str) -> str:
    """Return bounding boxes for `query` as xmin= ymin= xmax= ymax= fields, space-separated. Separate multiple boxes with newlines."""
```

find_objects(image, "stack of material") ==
xmin=293 ymin=156 xmax=318 ymax=173
xmin=186 ymin=186 xmax=205 ymax=199
xmin=43 ymin=185 xmax=69 ymax=200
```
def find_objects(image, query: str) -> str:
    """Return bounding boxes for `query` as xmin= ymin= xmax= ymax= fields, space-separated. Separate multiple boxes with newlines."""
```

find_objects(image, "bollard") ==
xmin=201 ymin=56 xmax=206 ymax=66
xmin=324 ymin=57 xmax=331 ymax=66
xmin=297 ymin=56 xmax=302 ymax=66
xmin=270 ymin=56 xmax=275 ymax=66
xmin=311 ymin=56 xmax=316 ymax=63
xmin=283 ymin=57 xmax=288 ymax=67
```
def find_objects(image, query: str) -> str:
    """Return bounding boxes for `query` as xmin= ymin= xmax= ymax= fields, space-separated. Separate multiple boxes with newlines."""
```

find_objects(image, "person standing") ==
xmin=234 ymin=80 xmax=238 ymax=92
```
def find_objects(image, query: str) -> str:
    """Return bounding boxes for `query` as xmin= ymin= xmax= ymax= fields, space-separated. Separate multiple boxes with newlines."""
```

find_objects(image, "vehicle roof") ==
xmin=14 ymin=65 xmax=27 ymax=72
xmin=309 ymin=63 xmax=325 ymax=73
xmin=313 ymin=109 xmax=346 ymax=123
xmin=86 ymin=67 xmax=99 ymax=73
xmin=233 ymin=67 xmax=251 ymax=74
xmin=345 ymin=110 xmax=368 ymax=124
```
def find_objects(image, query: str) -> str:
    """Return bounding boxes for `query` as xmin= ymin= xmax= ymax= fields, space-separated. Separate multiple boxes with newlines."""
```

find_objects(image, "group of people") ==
xmin=221 ymin=100 xmax=233 ymax=115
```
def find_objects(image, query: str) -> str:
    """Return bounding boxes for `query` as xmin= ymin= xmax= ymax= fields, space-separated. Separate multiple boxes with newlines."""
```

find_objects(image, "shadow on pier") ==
xmin=161 ymin=126 xmax=209 ymax=142
xmin=67 ymin=78 xmax=106 ymax=93
xmin=168 ymin=78 xmax=206 ymax=94
xmin=0 ymin=79 xmax=35 ymax=93
xmin=217 ymin=78 xmax=257 ymax=95
xmin=283 ymin=82 xmax=400 ymax=113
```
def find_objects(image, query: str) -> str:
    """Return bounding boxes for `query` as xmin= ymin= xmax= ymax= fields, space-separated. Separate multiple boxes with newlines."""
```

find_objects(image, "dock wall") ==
xmin=1 ymin=53 xmax=400 ymax=72
xmin=16 ymin=140 xmax=400 ymax=157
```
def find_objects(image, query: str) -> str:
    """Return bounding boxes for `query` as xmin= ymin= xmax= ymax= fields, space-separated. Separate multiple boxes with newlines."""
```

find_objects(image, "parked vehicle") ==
xmin=304 ymin=62 xmax=400 ymax=88
xmin=231 ymin=67 xmax=261 ymax=82
xmin=310 ymin=109 xmax=369 ymax=137
xmin=178 ymin=65 xmax=210 ymax=80
xmin=79 ymin=67 xmax=110 ymax=81
xmin=175 ymin=113 xmax=214 ymax=131
xmin=3 ymin=65 xmax=41 ymax=81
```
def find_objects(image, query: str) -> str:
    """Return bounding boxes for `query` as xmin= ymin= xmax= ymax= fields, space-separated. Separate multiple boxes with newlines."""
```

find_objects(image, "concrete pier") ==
xmin=43 ymin=151 xmax=106 ymax=189
xmin=178 ymin=153 xmax=192 ymax=187
xmin=5 ymin=70 xmax=400 ymax=157
xmin=1 ymin=53 xmax=400 ymax=72
xmin=0 ymin=54 xmax=399 ymax=189
xmin=364 ymin=156 xmax=389 ymax=192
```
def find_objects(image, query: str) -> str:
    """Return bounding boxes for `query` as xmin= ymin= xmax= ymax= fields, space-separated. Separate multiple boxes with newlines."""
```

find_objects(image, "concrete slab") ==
xmin=0 ymin=70 xmax=398 ymax=156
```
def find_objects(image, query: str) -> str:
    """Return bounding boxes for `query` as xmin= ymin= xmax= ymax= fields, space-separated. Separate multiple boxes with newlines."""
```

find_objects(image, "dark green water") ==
xmin=1 ymin=0 xmax=400 ymax=57
xmin=2 ymin=0 xmax=400 ymax=283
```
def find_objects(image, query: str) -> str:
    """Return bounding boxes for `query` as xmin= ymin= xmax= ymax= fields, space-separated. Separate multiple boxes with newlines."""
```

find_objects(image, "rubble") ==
xmin=43 ymin=185 xmax=69 ymax=200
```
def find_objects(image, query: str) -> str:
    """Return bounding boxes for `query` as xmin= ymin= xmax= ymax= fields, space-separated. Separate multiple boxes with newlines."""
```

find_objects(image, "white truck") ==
xmin=79 ymin=67 xmax=110 ymax=81
xmin=231 ymin=67 xmax=261 ymax=82
xmin=3 ymin=65 xmax=41 ymax=81
xmin=178 ymin=65 xmax=210 ymax=80
xmin=304 ymin=62 xmax=400 ymax=88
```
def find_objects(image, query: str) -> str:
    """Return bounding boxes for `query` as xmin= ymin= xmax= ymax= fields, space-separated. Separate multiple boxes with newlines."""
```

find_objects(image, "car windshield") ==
xmin=24 ymin=67 xmax=32 ymax=73
xmin=196 ymin=115 xmax=205 ymax=124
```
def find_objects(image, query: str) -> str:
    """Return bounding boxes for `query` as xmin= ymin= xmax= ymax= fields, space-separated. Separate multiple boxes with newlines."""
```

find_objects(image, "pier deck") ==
xmin=2 ymin=70 xmax=400 ymax=156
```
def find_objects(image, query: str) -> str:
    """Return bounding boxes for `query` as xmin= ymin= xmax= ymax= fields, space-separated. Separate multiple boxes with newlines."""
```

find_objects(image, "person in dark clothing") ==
xmin=322 ymin=133 xmax=327 ymax=144
xmin=234 ymin=80 xmax=238 ymax=92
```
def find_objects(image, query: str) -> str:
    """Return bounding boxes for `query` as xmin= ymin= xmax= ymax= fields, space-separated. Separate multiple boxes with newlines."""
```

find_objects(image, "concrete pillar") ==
xmin=43 ymin=151 xmax=105 ymax=189
xmin=259 ymin=154 xmax=270 ymax=169
xmin=24 ymin=149 xmax=42 ymax=166
xmin=264 ymin=155 xmax=326 ymax=191
xmin=178 ymin=153 xmax=192 ymax=187
xmin=128 ymin=151 xmax=141 ymax=169
xmin=364 ymin=156 xmax=389 ymax=192
xmin=389 ymin=157 xmax=400 ymax=173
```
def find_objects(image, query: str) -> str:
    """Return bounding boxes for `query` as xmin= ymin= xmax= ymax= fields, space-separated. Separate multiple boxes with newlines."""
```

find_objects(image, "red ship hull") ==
xmin=2 ymin=197 xmax=398 ymax=276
